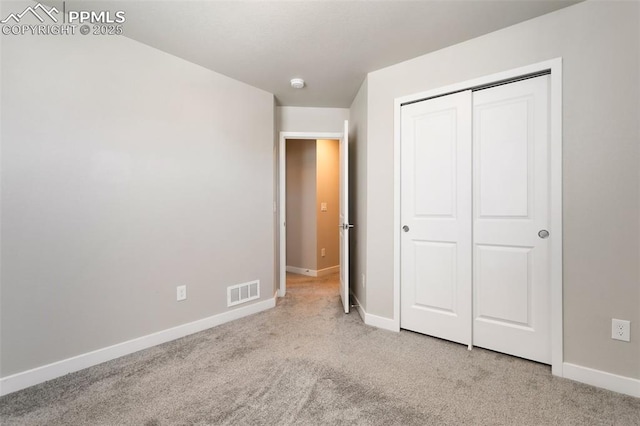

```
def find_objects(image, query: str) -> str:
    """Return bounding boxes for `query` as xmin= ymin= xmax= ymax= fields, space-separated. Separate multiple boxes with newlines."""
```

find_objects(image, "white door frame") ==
xmin=278 ymin=131 xmax=343 ymax=297
xmin=393 ymin=58 xmax=563 ymax=376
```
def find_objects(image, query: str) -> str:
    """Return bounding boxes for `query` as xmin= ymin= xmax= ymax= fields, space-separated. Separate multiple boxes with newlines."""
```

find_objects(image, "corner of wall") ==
xmin=348 ymin=77 xmax=369 ymax=312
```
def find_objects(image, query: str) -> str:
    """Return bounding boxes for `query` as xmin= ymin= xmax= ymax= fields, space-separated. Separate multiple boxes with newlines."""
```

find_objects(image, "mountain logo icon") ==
xmin=1 ymin=3 xmax=60 ymax=24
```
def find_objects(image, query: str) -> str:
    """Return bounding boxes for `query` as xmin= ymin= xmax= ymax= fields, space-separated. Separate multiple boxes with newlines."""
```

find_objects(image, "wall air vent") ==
xmin=227 ymin=280 xmax=260 ymax=307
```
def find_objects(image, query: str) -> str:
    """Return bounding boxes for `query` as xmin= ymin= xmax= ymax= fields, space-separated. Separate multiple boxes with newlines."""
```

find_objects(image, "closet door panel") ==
xmin=400 ymin=91 xmax=472 ymax=345
xmin=472 ymin=75 xmax=551 ymax=364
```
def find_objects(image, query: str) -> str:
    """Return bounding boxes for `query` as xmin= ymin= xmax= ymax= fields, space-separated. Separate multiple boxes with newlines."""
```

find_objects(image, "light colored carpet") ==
xmin=1 ymin=272 xmax=639 ymax=425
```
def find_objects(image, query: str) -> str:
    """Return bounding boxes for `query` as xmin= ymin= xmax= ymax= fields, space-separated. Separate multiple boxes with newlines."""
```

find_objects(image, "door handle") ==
xmin=538 ymin=229 xmax=550 ymax=239
xmin=341 ymin=223 xmax=354 ymax=230
xmin=402 ymin=225 xmax=409 ymax=232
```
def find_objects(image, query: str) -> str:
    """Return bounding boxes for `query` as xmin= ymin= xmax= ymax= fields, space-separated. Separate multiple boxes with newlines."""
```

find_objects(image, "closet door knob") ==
xmin=402 ymin=225 xmax=410 ymax=232
xmin=538 ymin=229 xmax=549 ymax=239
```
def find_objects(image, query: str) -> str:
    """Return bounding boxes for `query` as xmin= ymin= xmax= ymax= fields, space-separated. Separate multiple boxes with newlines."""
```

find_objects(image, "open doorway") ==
xmin=285 ymin=139 xmax=340 ymax=278
xmin=278 ymin=130 xmax=347 ymax=300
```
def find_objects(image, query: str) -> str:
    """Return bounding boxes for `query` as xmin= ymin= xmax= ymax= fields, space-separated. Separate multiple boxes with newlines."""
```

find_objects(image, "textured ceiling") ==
xmin=71 ymin=1 xmax=579 ymax=107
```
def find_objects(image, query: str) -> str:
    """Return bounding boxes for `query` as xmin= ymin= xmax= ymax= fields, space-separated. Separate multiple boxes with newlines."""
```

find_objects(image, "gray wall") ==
xmin=286 ymin=140 xmax=317 ymax=271
xmin=348 ymin=79 xmax=368 ymax=310
xmin=1 ymin=34 xmax=274 ymax=376
xmin=276 ymin=107 xmax=350 ymax=133
xmin=361 ymin=1 xmax=639 ymax=379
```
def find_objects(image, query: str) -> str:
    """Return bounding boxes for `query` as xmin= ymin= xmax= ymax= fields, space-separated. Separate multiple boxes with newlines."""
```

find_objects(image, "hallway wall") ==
xmin=316 ymin=139 xmax=340 ymax=272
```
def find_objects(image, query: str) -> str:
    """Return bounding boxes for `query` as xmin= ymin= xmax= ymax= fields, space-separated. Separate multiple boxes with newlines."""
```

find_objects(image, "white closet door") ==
xmin=472 ymin=75 xmax=551 ymax=363
xmin=400 ymin=91 xmax=472 ymax=345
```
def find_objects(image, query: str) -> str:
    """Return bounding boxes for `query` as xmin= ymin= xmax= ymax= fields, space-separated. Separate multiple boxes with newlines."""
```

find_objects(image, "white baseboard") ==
xmin=286 ymin=266 xmax=316 ymax=277
xmin=285 ymin=266 xmax=339 ymax=278
xmin=0 ymin=296 xmax=276 ymax=397
xmin=365 ymin=311 xmax=399 ymax=332
xmin=351 ymin=293 xmax=399 ymax=332
xmin=562 ymin=362 xmax=640 ymax=398
xmin=317 ymin=265 xmax=339 ymax=277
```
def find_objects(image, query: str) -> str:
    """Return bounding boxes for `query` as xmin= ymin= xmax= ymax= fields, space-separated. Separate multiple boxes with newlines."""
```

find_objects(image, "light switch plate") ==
xmin=176 ymin=285 xmax=187 ymax=301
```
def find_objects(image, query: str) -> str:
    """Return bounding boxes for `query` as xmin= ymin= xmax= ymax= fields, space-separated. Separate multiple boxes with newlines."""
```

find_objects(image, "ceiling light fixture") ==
xmin=290 ymin=78 xmax=305 ymax=89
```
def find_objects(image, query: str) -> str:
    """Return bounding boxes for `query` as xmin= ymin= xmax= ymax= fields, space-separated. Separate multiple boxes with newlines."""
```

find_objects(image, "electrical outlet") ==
xmin=611 ymin=319 xmax=630 ymax=342
xmin=321 ymin=248 xmax=326 ymax=257
xmin=176 ymin=285 xmax=187 ymax=301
